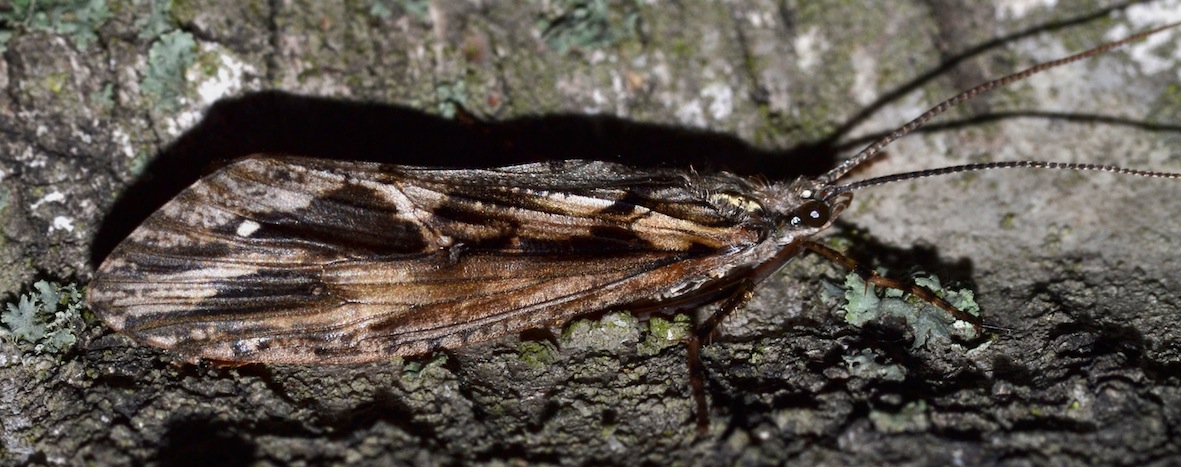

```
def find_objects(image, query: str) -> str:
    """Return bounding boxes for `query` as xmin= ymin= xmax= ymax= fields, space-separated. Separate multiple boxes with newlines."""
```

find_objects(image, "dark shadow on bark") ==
xmin=827 ymin=220 xmax=977 ymax=286
xmin=87 ymin=91 xmax=842 ymax=267
xmin=88 ymin=0 xmax=1181 ymax=270
xmin=157 ymin=418 xmax=257 ymax=467
xmin=155 ymin=389 xmax=445 ymax=465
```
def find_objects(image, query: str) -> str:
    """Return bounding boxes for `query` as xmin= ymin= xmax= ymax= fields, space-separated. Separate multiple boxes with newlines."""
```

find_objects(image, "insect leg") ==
xmin=802 ymin=241 xmax=984 ymax=332
xmin=687 ymin=279 xmax=757 ymax=435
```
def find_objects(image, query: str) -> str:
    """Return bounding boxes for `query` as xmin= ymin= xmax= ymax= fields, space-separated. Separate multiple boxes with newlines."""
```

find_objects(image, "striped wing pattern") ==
xmin=89 ymin=156 xmax=772 ymax=363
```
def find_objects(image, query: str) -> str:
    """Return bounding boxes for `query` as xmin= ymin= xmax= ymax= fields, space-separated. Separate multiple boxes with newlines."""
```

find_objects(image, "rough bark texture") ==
xmin=2 ymin=0 xmax=1180 ymax=465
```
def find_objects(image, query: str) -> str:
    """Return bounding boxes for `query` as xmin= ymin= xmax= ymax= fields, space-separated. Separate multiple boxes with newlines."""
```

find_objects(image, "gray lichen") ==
xmin=1 ymin=280 xmax=85 ymax=356
xmin=537 ymin=0 xmax=641 ymax=54
xmin=141 ymin=30 xmax=197 ymax=112
xmin=639 ymin=313 xmax=691 ymax=356
xmin=0 ymin=0 xmax=111 ymax=52
xmin=435 ymin=80 xmax=468 ymax=119
xmin=840 ymin=272 xmax=981 ymax=348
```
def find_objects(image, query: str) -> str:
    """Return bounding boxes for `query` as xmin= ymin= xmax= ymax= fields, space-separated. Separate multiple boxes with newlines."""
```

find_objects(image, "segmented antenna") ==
xmin=817 ymin=20 xmax=1181 ymax=186
xmin=829 ymin=161 xmax=1181 ymax=195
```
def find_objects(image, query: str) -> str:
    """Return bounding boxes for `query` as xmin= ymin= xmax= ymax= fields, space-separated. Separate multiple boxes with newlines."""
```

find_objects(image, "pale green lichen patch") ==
xmin=369 ymin=0 xmax=430 ymax=21
xmin=560 ymin=311 xmax=641 ymax=352
xmin=435 ymin=80 xmax=468 ymax=119
xmin=842 ymin=273 xmax=882 ymax=327
xmin=135 ymin=0 xmax=175 ymax=40
xmin=141 ymin=30 xmax=197 ymax=112
xmin=89 ymin=82 xmax=115 ymax=113
xmin=401 ymin=353 xmax=450 ymax=380
xmin=638 ymin=313 xmax=691 ymax=356
xmin=535 ymin=0 xmax=641 ymax=55
xmin=517 ymin=340 xmax=559 ymax=369
xmin=2 ymin=280 xmax=85 ymax=356
xmin=841 ymin=272 xmax=980 ymax=348
xmin=0 ymin=0 xmax=111 ymax=52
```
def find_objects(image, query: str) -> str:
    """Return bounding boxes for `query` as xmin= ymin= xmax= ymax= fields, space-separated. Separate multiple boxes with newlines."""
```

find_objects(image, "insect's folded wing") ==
xmin=313 ymin=250 xmax=706 ymax=360
xmin=89 ymin=156 xmax=762 ymax=363
xmin=92 ymin=248 xmax=704 ymax=363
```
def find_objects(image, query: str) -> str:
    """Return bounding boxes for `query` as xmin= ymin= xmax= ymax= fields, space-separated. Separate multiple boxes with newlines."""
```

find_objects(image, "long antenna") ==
xmin=816 ymin=20 xmax=1181 ymax=186
xmin=829 ymin=161 xmax=1181 ymax=195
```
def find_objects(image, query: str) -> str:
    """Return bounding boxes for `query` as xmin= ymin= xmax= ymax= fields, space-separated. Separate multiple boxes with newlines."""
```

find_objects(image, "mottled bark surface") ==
xmin=2 ymin=0 xmax=1180 ymax=464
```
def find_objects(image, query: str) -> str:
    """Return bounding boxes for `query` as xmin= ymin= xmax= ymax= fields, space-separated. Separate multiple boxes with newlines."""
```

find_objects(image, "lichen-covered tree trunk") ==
xmin=2 ymin=0 xmax=1180 ymax=464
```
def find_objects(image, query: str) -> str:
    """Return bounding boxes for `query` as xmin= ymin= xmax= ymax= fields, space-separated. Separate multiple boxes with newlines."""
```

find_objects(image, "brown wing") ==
xmin=89 ymin=156 xmax=770 ymax=363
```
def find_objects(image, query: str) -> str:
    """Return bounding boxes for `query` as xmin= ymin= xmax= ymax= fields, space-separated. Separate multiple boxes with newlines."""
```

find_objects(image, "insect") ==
xmin=89 ymin=21 xmax=1181 ymax=428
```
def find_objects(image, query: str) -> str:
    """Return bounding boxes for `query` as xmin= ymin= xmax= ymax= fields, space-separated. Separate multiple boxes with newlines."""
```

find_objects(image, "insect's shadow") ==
xmin=86 ymin=94 xmax=1172 ymax=271
xmin=88 ymin=92 xmax=840 ymax=267
xmin=87 ymin=2 xmax=1176 ymax=270
xmin=156 ymin=418 xmax=257 ymax=467
xmin=702 ymin=312 xmax=994 ymax=441
xmin=153 ymin=387 xmax=438 ymax=466
xmin=149 ymin=362 xmax=453 ymax=463
xmin=829 ymin=220 xmax=976 ymax=284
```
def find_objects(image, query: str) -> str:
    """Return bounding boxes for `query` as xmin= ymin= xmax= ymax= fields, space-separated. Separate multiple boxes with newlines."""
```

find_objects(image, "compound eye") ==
xmin=788 ymin=200 xmax=830 ymax=228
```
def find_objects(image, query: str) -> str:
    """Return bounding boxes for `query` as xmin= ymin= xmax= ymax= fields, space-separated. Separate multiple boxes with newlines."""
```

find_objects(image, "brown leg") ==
xmin=688 ymin=280 xmax=756 ymax=435
xmin=686 ymin=332 xmax=708 ymax=435
xmin=802 ymin=241 xmax=983 ymax=332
